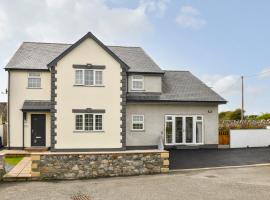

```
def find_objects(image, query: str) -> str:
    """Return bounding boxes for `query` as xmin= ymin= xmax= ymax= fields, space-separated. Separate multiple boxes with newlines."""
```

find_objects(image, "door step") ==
xmin=24 ymin=147 xmax=49 ymax=152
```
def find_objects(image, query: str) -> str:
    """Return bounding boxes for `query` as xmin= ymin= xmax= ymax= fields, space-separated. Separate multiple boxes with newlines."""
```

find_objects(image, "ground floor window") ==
xmin=75 ymin=113 xmax=103 ymax=131
xmin=165 ymin=115 xmax=203 ymax=145
xmin=131 ymin=115 xmax=144 ymax=131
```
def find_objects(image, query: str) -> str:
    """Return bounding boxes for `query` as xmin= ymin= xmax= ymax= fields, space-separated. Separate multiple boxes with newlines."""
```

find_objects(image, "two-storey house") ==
xmin=4 ymin=32 xmax=226 ymax=151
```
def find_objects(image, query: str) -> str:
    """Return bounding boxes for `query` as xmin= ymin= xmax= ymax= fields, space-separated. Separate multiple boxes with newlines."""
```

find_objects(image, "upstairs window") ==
xmin=75 ymin=69 xmax=103 ymax=86
xmin=84 ymin=70 xmax=94 ymax=85
xmin=75 ymin=70 xmax=83 ymax=85
xmin=132 ymin=75 xmax=144 ymax=90
xmin=132 ymin=115 xmax=144 ymax=131
xmin=95 ymin=71 xmax=103 ymax=85
xmin=28 ymin=72 xmax=41 ymax=88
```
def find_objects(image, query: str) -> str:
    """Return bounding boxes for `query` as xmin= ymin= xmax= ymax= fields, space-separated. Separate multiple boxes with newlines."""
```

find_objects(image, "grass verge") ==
xmin=5 ymin=156 xmax=24 ymax=166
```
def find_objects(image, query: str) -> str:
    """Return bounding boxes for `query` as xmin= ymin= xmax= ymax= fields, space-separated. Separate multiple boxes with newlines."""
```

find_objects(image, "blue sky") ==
xmin=0 ymin=0 xmax=269 ymax=114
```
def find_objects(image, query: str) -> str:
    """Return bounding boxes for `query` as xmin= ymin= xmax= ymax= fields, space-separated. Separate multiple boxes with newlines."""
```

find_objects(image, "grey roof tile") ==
xmin=22 ymin=100 xmax=51 ymax=111
xmin=127 ymin=71 xmax=226 ymax=103
xmin=5 ymin=42 xmax=70 ymax=70
xmin=5 ymin=42 xmax=163 ymax=73
xmin=108 ymin=46 xmax=162 ymax=73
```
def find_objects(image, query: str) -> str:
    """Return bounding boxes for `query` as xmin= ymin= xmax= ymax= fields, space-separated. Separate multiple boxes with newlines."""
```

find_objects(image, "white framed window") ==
xmin=132 ymin=115 xmax=144 ymax=131
xmin=75 ymin=113 xmax=103 ymax=132
xmin=75 ymin=114 xmax=84 ymax=130
xmin=75 ymin=70 xmax=84 ymax=85
xmin=95 ymin=114 xmax=103 ymax=130
xmin=84 ymin=70 xmax=94 ymax=85
xmin=131 ymin=75 xmax=144 ymax=90
xmin=75 ymin=69 xmax=103 ymax=86
xmin=95 ymin=71 xmax=103 ymax=85
xmin=28 ymin=72 xmax=41 ymax=88
xmin=85 ymin=114 xmax=94 ymax=131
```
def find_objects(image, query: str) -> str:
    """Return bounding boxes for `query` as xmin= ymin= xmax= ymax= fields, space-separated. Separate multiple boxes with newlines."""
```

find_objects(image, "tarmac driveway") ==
xmin=2 ymin=165 xmax=270 ymax=200
xmin=169 ymin=147 xmax=270 ymax=169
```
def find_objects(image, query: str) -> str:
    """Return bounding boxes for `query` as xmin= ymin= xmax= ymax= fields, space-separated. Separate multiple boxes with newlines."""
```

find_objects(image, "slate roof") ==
xmin=108 ymin=46 xmax=162 ymax=73
xmin=127 ymin=71 xmax=227 ymax=103
xmin=21 ymin=100 xmax=51 ymax=111
xmin=5 ymin=42 xmax=163 ymax=73
xmin=4 ymin=39 xmax=226 ymax=104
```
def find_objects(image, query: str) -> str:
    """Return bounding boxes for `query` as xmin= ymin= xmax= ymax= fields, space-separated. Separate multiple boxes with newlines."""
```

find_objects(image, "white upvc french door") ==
xmin=165 ymin=115 xmax=204 ymax=145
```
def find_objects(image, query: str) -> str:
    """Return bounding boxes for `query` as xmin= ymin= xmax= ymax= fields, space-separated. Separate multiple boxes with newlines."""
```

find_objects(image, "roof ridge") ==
xmin=22 ymin=42 xmax=142 ymax=48
xmin=23 ymin=41 xmax=72 ymax=45
xmin=107 ymin=45 xmax=141 ymax=48
xmin=165 ymin=70 xmax=190 ymax=72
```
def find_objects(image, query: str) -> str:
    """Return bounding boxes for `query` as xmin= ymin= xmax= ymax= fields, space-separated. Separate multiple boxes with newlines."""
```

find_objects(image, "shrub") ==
xmin=219 ymin=120 xmax=268 ymax=130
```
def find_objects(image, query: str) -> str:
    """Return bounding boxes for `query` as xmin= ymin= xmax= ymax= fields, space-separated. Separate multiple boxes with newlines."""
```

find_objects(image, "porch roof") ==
xmin=21 ymin=100 xmax=51 ymax=112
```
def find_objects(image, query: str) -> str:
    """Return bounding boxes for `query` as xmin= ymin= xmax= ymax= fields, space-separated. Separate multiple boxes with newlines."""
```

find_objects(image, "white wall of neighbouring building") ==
xmin=230 ymin=129 xmax=270 ymax=148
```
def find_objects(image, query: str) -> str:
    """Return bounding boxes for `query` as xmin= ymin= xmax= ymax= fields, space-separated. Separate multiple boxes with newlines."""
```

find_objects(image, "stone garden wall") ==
xmin=0 ymin=154 xmax=5 ymax=180
xmin=31 ymin=150 xmax=169 ymax=180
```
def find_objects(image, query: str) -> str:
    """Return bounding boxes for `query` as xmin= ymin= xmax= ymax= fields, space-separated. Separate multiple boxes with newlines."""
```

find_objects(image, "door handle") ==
xmin=36 ymin=136 xmax=41 ymax=139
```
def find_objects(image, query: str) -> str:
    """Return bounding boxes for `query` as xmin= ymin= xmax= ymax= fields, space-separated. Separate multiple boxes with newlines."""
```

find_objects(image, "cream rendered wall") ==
xmin=24 ymin=112 xmax=51 ymax=147
xmin=9 ymin=71 xmax=51 ymax=147
xmin=54 ymin=38 xmax=122 ymax=149
xmin=126 ymin=104 xmax=218 ymax=146
xmin=128 ymin=75 xmax=162 ymax=93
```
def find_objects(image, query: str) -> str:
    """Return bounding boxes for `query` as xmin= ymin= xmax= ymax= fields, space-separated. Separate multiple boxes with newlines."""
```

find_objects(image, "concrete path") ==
xmin=1 ymin=165 xmax=270 ymax=200
xmin=170 ymin=147 xmax=270 ymax=169
xmin=4 ymin=157 xmax=31 ymax=178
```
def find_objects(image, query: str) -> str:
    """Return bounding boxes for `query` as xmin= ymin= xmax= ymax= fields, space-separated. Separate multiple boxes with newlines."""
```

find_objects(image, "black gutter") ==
xmin=127 ymin=71 xmax=164 ymax=76
xmin=7 ymin=71 xmax=10 ymax=149
xmin=127 ymin=100 xmax=227 ymax=104
xmin=5 ymin=68 xmax=49 ymax=71
xmin=22 ymin=112 xmax=25 ymax=149
xmin=21 ymin=109 xmax=51 ymax=112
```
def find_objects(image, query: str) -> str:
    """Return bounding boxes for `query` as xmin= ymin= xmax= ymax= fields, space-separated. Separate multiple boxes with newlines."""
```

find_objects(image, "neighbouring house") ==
xmin=0 ymin=102 xmax=7 ymax=125
xmin=4 ymin=32 xmax=226 ymax=151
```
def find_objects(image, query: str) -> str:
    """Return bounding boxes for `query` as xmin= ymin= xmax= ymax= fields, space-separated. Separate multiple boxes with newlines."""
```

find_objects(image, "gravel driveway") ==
xmin=1 ymin=165 xmax=270 ymax=200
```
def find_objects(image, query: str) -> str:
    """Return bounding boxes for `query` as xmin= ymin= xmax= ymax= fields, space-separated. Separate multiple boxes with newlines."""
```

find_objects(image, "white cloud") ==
xmin=0 ymin=0 xmax=170 ymax=102
xmin=176 ymin=5 xmax=206 ymax=30
xmin=0 ymin=8 xmax=9 ymax=41
xmin=45 ymin=0 xmax=68 ymax=8
xmin=139 ymin=0 xmax=170 ymax=16
xmin=202 ymin=74 xmax=240 ymax=95
xmin=258 ymin=67 xmax=270 ymax=79
xmin=0 ymin=0 xmax=169 ymax=44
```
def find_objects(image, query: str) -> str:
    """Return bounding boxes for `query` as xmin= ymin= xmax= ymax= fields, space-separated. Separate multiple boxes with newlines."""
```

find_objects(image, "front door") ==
xmin=31 ymin=114 xmax=46 ymax=146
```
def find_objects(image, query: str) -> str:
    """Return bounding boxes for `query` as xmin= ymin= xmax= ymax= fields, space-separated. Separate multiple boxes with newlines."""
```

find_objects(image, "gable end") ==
xmin=47 ymin=32 xmax=129 ymax=71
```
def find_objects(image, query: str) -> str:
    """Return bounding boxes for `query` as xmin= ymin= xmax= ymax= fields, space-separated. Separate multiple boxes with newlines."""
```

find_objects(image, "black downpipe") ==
xmin=7 ymin=71 xmax=10 ymax=149
xmin=22 ymin=112 xmax=25 ymax=149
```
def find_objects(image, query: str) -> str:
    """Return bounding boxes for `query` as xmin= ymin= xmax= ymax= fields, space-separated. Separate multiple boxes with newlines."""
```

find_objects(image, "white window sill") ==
xmin=27 ymin=87 xmax=42 ymax=89
xmin=73 ymin=84 xmax=105 ymax=87
xmin=130 ymin=129 xmax=145 ymax=132
xmin=165 ymin=143 xmax=204 ymax=146
xmin=73 ymin=130 xmax=104 ymax=133
xmin=130 ymin=89 xmax=145 ymax=92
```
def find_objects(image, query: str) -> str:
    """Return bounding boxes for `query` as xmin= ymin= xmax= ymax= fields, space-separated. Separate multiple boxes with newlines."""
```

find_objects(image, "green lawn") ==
xmin=4 ymin=156 xmax=24 ymax=166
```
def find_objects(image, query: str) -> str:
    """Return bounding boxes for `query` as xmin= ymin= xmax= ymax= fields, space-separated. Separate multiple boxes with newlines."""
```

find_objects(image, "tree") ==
xmin=219 ymin=108 xmax=243 ymax=120
xmin=256 ymin=113 xmax=270 ymax=120
xmin=229 ymin=109 xmax=242 ymax=120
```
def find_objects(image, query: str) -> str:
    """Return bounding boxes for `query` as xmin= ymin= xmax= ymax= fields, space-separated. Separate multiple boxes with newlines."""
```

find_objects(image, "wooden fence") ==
xmin=2 ymin=124 xmax=7 ymax=147
xmin=219 ymin=130 xmax=230 ymax=145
